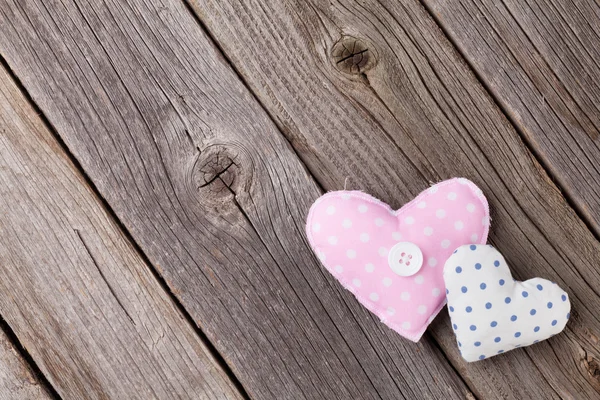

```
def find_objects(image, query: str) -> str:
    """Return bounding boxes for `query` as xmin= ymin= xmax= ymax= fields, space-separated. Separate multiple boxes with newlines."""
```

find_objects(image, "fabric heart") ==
xmin=306 ymin=178 xmax=489 ymax=341
xmin=444 ymin=245 xmax=571 ymax=361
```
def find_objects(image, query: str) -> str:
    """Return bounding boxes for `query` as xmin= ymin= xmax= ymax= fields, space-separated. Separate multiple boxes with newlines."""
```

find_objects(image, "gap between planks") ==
xmin=0 ymin=314 xmax=60 ymax=399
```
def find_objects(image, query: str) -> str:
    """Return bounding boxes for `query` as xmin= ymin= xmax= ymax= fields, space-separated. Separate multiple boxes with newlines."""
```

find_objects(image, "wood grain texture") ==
xmin=0 ymin=57 xmax=241 ymax=398
xmin=423 ymin=0 xmax=600 ymax=235
xmin=0 ymin=327 xmax=53 ymax=400
xmin=0 ymin=0 xmax=474 ymax=399
xmin=187 ymin=0 xmax=600 ymax=398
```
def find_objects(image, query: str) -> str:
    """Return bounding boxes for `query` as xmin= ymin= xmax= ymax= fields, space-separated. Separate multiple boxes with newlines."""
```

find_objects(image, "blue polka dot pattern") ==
xmin=443 ymin=244 xmax=571 ymax=362
xmin=470 ymin=245 xmax=477 ymax=250
xmin=478 ymin=355 xmax=485 ymax=360
xmin=453 ymin=324 xmax=458 ymax=330
xmin=566 ymin=313 xmax=570 ymax=319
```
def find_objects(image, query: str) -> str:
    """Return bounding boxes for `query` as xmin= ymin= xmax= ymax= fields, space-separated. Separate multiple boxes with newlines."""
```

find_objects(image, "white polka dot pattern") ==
xmin=444 ymin=244 xmax=571 ymax=361
xmin=306 ymin=178 xmax=490 ymax=342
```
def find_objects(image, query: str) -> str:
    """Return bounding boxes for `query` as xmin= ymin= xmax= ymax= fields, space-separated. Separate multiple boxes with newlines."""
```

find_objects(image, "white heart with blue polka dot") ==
xmin=443 ymin=244 xmax=571 ymax=362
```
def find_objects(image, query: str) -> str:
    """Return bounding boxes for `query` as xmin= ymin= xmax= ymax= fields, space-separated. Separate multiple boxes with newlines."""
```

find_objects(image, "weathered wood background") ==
xmin=0 ymin=0 xmax=598 ymax=398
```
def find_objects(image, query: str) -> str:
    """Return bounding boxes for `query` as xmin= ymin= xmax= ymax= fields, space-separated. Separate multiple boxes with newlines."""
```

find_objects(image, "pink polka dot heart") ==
xmin=306 ymin=178 xmax=490 ymax=342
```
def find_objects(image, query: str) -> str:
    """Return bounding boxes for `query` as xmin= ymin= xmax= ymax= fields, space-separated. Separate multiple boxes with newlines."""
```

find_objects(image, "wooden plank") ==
xmin=0 ymin=56 xmax=241 ymax=398
xmin=422 ymin=0 xmax=600 ymax=235
xmin=185 ymin=0 xmax=600 ymax=398
xmin=0 ymin=326 xmax=53 ymax=399
xmin=0 ymin=0 xmax=474 ymax=399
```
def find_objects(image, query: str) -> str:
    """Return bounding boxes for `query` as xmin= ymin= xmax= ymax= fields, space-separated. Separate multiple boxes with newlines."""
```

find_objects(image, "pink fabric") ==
xmin=306 ymin=178 xmax=490 ymax=341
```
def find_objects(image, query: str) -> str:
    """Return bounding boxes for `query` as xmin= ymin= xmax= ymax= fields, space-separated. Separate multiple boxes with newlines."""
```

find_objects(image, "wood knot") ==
xmin=585 ymin=354 xmax=600 ymax=382
xmin=187 ymin=142 xmax=254 ymax=206
xmin=580 ymin=347 xmax=600 ymax=391
xmin=193 ymin=145 xmax=240 ymax=194
xmin=331 ymin=36 xmax=376 ymax=75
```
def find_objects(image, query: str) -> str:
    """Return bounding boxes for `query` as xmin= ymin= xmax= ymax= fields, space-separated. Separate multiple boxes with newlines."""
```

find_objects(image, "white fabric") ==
xmin=444 ymin=244 xmax=570 ymax=362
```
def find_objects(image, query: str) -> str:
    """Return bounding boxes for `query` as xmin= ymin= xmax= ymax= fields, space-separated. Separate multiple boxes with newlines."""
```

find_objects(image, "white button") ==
xmin=388 ymin=242 xmax=423 ymax=277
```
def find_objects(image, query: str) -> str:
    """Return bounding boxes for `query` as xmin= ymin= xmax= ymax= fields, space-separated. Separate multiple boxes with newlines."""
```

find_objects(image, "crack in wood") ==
xmin=331 ymin=36 xmax=376 ymax=75
xmin=73 ymin=229 xmax=135 ymax=325
xmin=199 ymin=159 xmax=237 ymax=189
xmin=336 ymin=48 xmax=369 ymax=65
xmin=192 ymin=144 xmax=245 ymax=197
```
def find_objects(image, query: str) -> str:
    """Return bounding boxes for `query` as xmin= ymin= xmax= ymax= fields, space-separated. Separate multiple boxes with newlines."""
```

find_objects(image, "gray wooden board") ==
xmin=0 ymin=55 xmax=241 ymax=398
xmin=0 ymin=0 xmax=474 ymax=399
xmin=0 ymin=326 xmax=53 ymax=400
xmin=423 ymin=0 xmax=600 ymax=237
xmin=187 ymin=0 xmax=600 ymax=398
